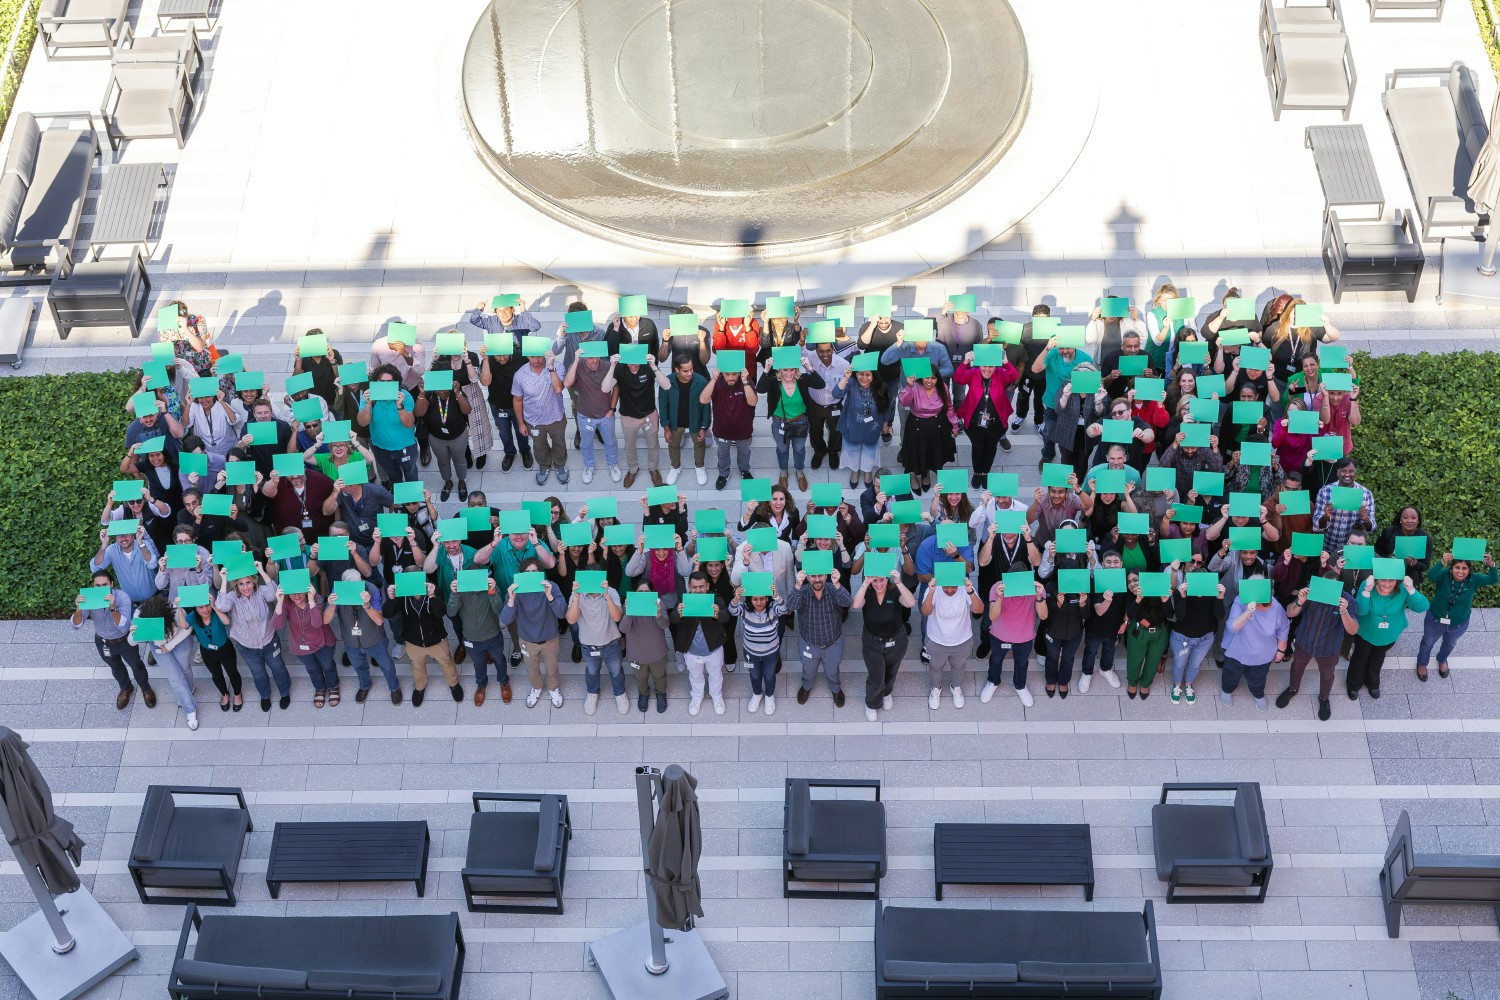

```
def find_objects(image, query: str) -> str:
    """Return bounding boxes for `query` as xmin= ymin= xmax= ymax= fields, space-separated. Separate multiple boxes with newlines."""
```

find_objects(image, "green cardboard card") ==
xmin=485 ymin=333 xmax=515 ymax=356
xmin=222 ymin=461 xmax=255 ymax=487
xmin=322 ymin=419 xmax=351 ymax=444
xmin=603 ymin=523 xmax=636 ymax=547
xmin=1100 ymin=296 xmax=1129 ymax=319
xmin=1046 ymin=567 xmax=1085 ymax=595
xmin=1159 ymin=538 xmax=1193 ymax=564
xmin=78 ymin=586 xmax=111 ymax=610
xmin=1228 ymin=492 xmax=1262 ymax=519
xmin=1093 ymin=567 xmax=1127 ymax=594
xmin=1041 ymin=463 xmax=1073 ymax=488
xmin=993 ymin=508 xmax=1027 ymax=534
xmin=825 ymin=304 xmax=854 ymax=328
xmin=512 ymin=571 xmax=545 ymax=595
xmin=999 ymin=570 xmax=1035 ymax=596
xmin=394 ymin=570 xmax=427 ymax=597
xmin=1054 ymin=528 xmax=1088 ymax=553
xmin=1291 ymin=532 xmax=1326 ymax=557
xmin=1239 ymin=346 xmax=1271 ymax=371
xmin=772 ymin=345 xmax=802 ymax=369
xmin=267 ymin=533 xmax=302 ymax=561
xmin=1240 ymin=441 xmax=1272 ymax=467
xmin=718 ymin=299 xmax=749 ymax=318
xmin=1232 ymin=401 xmax=1263 ymax=425
xmin=936 ymin=468 xmax=968 ymax=494
xmin=1453 ymin=537 xmax=1488 ymax=561
xmin=112 ymin=478 xmax=146 ymax=503
xmin=1279 ymin=490 xmax=1311 ymax=516
xmin=802 ymin=550 xmax=834 ymax=576
xmin=1307 ymin=575 xmax=1343 ymax=606
xmin=1318 ymin=344 xmax=1348 ymax=369
xmin=1117 ymin=512 xmax=1150 ymax=535
xmin=247 ymin=420 xmax=279 ymax=446
xmin=211 ymin=540 xmax=243 ymax=564
xmin=668 ymin=314 xmax=700 ymax=338
xmin=156 ymin=305 xmax=182 ymax=332
xmin=1091 ymin=469 xmax=1127 ymax=494
xmin=1195 ymin=373 xmax=1226 ymax=399
xmin=949 ymin=293 xmax=978 ymax=314
xmin=492 ymin=293 xmax=521 ymax=309
xmin=279 ymin=568 xmax=311 ymax=595
xmin=933 ymin=561 xmax=966 ymax=587
xmin=521 ymin=335 xmax=551 ymax=357
xmin=1069 ymin=369 xmax=1101 ymax=394
xmin=804 ymin=320 xmax=837 ymax=344
xmin=332 ymin=580 xmax=366 ymax=606
xmin=462 ymin=506 xmax=492 ymax=531
xmin=434 ymin=332 xmax=465 ymax=357
xmin=905 ymin=319 xmax=935 ymax=342
xmin=972 ymin=343 xmax=1006 ymax=366
xmin=1225 ymin=297 xmax=1257 ymax=322
xmin=1118 ymin=354 xmax=1149 ymax=377
xmin=189 ymin=376 xmax=219 ymax=399
xmin=222 ymin=553 xmax=257 ymax=581
xmin=810 ymin=483 xmax=844 ymax=508
xmin=746 ymin=527 xmax=780 ymax=553
xmin=1330 ymin=486 xmax=1364 ymax=511
xmin=200 ymin=494 xmax=232 ymax=517
xmin=987 ymin=473 xmax=1019 ymax=496
xmin=1137 ymin=572 xmax=1172 ymax=598
xmin=368 ymin=380 xmax=401 ymax=402
xmin=575 ymin=570 xmax=608 ymax=594
xmin=936 ymin=523 xmax=967 ymax=549
xmin=696 ymin=537 xmax=729 ymax=562
xmin=1288 ymin=409 xmax=1321 ymax=434
xmin=317 ymin=535 xmax=350 ymax=561
xmin=433 ymin=516 xmax=468 ymax=542
xmin=741 ymin=477 xmax=772 ymax=503
xmin=867 ymin=523 xmax=901 ymax=548
xmin=339 ymin=458 xmax=370 ymax=486
xmin=283 ymin=371 xmax=315 ymax=397
xmin=1230 ymin=526 xmax=1263 ymax=551
xmin=234 ymin=370 xmax=264 ymax=392
xmin=1187 ymin=572 xmax=1220 ymax=598
xmin=682 ymin=593 xmax=717 ymax=617
xmin=646 ymin=484 xmax=678 ymax=507
xmin=862 ymin=552 xmax=897 ymax=579
xmin=524 ymin=500 xmax=553 ymax=526
xmin=1219 ymin=328 xmax=1252 ymax=348
xmin=393 ymin=481 xmax=425 ymax=505
xmin=177 ymin=584 xmax=212 ymax=608
xmin=378 ymin=512 xmax=410 ymax=537
xmin=564 ymin=310 xmax=595 ymax=334
xmin=765 ymin=295 xmax=795 ymax=319
xmin=166 ymin=543 xmax=199 ymax=568
xmin=1031 ymin=317 xmax=1061 ymax=339
xmin=1293 ymin=304 xmax=1323 ymax=328
xmin=1132 ymin=376 xmax=1166 ymax=402
xmin=1054 ymin=327 xmax=1087 ymax=350
xmin=643 ymin=524 xmax=677 ymax=550
xmin=850 ymin=351 xmax=880 ymax=372
xmin=618 ymin=294 xmax=648 ymax=316
xmin=579 ymin=340 xmax=611 ymax=359
xmin=992 ymin=320 xmax=1024 ymax=345
xmin=1172 ymin=504 xmax=1204 ymax=524
xmin=626 ymin=591 xmax=660 ymax=616
xmin=1166 ymin=297 xmax=1197 ymax=322
xmin=1343 ymin=544 xmax=1374 ymax=570
xmin=618 ymin=344 xmax=649 ymax=365
xmin=1176 ymin=341 xmax=1209 ymax=365
xmin=557 ymin=521 xmax=592 ymax=549
xmin=880 ymin=473 xmax=912 ymax=498
xmin=133 ymin=617 xmax=166 ymax=643
xmin=1193 ymin=471 xmax=1225 ymax=496
xmin=335 ymin=360 xmax=368 ymax=386
xmin=1145 ymin=466 xmax=1176 ymax=492
xmin=290 ymin=397 xmax=325 ymax=423
xmin=423 ymin=370 xmax=454 ymax=392
xmin=1312 ymin=435 xmax=1345 ymax=461
xmin=1372 ymin=557 xmax=1405 ymax=581
xmin=1234 ymin=577 xmax=1269 ymax=603
xmin=715 ymin=349 xmax=745 ymax=373
xmin=806 ymin=514 xmax=838 ymax=539
xmin=299 ymin=333 xmax=329 ymax=358
xmin=901 ymin=357 xmax=932 ymax=378
xmin=1321 ymin=371 xmax=1354 ymax=392
xmin=863 ymin=294 xmax=892 ymax=318
xmin=1189 ymin=397 xmax=1219 ymax=423
xmin=130 ymin=391 xmax=157 ymax=418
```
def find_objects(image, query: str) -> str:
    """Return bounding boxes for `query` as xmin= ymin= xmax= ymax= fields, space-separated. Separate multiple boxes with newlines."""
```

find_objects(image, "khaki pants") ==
xmin=631 ymin=655 xmax=668 ymax=697
xmin=406 ymin=641 xmax=458 ymax=690
xmin=621 ymin=412 xmax=660 ymax=473
xmin=665 ymin=427 xmax=706 ymax=469
xmin=531 ymin=420 xmax=568 ymax=470
xmin=524 ymin=637 xmax=561 ymax=691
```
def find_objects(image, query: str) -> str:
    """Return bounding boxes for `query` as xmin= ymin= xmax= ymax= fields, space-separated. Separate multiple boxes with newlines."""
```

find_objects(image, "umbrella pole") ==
xmin=1480 ymin=232 xmax=1499 ymax=276
xmin=633 ymin=766 xmax=670 ymax=975
xmin=0 ymin=784 xmax=74 ymax=954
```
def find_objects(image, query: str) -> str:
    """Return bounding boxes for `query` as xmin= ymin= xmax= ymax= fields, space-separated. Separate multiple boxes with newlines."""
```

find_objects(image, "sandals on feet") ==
xmin=314 ymin=690 xmax=326 ymax=709
xmin=329 ymin=686 xmax=341 ymax=707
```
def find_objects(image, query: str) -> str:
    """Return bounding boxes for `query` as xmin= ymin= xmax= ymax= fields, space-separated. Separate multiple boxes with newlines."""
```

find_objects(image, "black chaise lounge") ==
xmin=1381 ymin=808 xmax=1500 ymax=937
xmin=783 ymin=777 xmax=887 ymax=899
xmin=170 ymin=906 xmax=465 ymax=1000
xmin=874 ymin=902 xmax=1163 ymax=999
xmin=1151 ymin=782 xmax=1273 ymax=903
xmin=128 ymin=784 xmax=250 ymax=906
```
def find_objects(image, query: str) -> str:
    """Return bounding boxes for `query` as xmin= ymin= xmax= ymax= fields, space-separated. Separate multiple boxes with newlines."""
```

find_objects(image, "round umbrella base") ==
xmin=590 ymin=921 xmax=727 ymax=1000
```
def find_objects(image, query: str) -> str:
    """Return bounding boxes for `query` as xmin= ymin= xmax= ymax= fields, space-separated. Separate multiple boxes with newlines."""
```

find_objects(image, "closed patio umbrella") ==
xmin=0 ymin=727 xmax=84 ymax=895
xmin=1469 ymin=88 xmax=1500 ymax=274
xmin=644 ymin=765 xmax=703 ymax=932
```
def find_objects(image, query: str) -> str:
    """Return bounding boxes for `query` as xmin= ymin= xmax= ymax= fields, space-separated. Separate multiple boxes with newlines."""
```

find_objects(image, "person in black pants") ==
xmin=852 ymin=570 xmax=916 ymax=722
xmin=71 ymin=572 xmax=156 ymax=710
xmin=1011 ymin=305 xmax=1052 ymax=430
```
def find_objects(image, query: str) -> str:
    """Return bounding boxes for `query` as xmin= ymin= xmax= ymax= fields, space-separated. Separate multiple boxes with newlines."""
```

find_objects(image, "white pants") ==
xmin=683 ymin=649 xmax=724 ymax=703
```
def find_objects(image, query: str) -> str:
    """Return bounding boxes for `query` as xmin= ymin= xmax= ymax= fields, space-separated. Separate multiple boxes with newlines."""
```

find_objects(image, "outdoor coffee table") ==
xmin=1305 ymin=124 xmax=1385 ymax=221
xmin=933 ymin=822 xmax=1094 ymax=900
xmin=266 ymin=820 xmax=430 ymax=898
xmin=157 ymin=0 xmax=217 ymax=30
xmin=89 ymin=163 xmax=166 ymax=261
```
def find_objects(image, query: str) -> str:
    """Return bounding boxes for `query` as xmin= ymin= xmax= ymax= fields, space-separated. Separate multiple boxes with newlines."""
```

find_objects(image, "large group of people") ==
xmin=73 ymin=289 xmax=1494 ymax=730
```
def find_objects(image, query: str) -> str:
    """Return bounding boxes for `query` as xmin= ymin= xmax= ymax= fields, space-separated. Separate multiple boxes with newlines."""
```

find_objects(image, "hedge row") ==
xmin=0 ymin=371 xmax=134 ymax=617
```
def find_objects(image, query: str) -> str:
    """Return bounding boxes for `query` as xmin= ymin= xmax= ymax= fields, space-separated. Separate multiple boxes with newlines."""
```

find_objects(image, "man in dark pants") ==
xmin=803 ymin=339 xmax=849 ymax=470
xmin=71 ymin=571 xmax=156 ymax=710
xmin=1011 ymin=304 xmax=1052 ymax=430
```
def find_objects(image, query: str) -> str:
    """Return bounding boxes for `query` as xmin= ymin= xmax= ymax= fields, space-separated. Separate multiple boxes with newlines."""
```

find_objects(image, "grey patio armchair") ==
xmin=1268 ymin=32 xmax=1357 ymax=120
xmin=115 ymin=22 xmax=203 ymax=90
xmin=127 ymin=785 xmax=252 ymax=906
xmin=100 ymin=59 xmax=198 ymax=151
xmin=782 ymin=777 xmax=888 ymax=899
xmin=38 ymin=0 xmax=130 ymax=58
xmin=1322 ymin=209 xmax=1425 ymax=302
xmin=460 ymin=792 xmax=571 ymax=914
xmin=1151 ymin=782 xmax=1274 ymax=903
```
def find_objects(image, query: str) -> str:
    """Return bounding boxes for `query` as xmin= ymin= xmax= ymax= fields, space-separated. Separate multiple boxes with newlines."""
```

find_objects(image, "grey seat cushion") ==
xmin=789 ymin=798 xmax=886 ymax=879
xmin=880 ymin=906 xmax=1151 ymax=970
xmin=1337 ymin=223 xmax=1423 ymax=259
xmin=882 ymin=961 xmax=1018 ymax=983
xmin=1385 ymin=86 xmax=1480 ymax=226
xmin=1278 ymin=35 xmax=1351 ymax=106
xmin=194 ymin=914 xmax=455 ymax=992
xmin=132 ymin=791 xmax=249 ymax=888
xmin=11 ymin=127 xmax=93 ymax=268
xmin=306 ymin=972 xmax=443 ymax=994
xmin=464 ymin=811 xmax=559 ymax=894
xmin=174 ymin=961 xmax=307 ymax=990
xmin=2 ymin=112 xmax=39 ymax=187
xmin=1234 ymin=784 xmax=1270 ymax=863
xmin=1152 ymin=803 xmax=1256 ymax=886
xmin=42 ymin=0 xmax=127 ymax=45
xmin=1018 ymin=960 xmax=1160 ymax=984
xmin=1273 ymin=6 xmax=1342 ymax=31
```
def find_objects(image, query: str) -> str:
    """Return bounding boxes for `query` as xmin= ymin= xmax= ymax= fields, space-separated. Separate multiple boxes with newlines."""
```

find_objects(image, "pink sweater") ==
xmin=272 ymin=597 xmax=335 ymax=653
xmin=898 ymin=384 xmax=960 ymax=430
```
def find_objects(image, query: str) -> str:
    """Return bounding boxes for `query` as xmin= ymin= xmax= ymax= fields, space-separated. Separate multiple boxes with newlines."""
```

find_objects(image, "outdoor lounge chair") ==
xmin=782 ymin=777 xmax=887 ymax=899
xmin=38 ymin=0 xmax=130 ymax=58
xmin=1381 ymin=809 xmax=1500 ymax=937
xmin=114 ymin=22 xmax=203 ymax=90
xmin=1152 ymin=782 xmax=1274 ymax=902
xmin=0 ymin=111 xmax=101 ymax=284
xmin=100 ymin=59 xmax=198 ymax=151
xmin=127 ymin=785 xmax=251 ymax=906
xmin=460 ymin=792 xmax=571 ymax=913
xmin=1384 ymin=63 xmax=1489 ymax=240
xmin=1322 ymin=209 xmax=1425 ymax=302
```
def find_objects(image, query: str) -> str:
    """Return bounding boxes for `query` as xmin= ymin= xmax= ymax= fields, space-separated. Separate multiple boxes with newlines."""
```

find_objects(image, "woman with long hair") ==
xmin=832 ymin=363 xmax=889 ymax=487
xmin=896 ymin=371 xmax=959 ymax=495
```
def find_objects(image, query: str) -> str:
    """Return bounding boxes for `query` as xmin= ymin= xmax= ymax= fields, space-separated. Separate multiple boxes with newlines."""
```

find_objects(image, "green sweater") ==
xmin=1354 ymin=586 xmax=1430 ymax=647
xmin=1425 ymin=562 xmax=1499 ymax=626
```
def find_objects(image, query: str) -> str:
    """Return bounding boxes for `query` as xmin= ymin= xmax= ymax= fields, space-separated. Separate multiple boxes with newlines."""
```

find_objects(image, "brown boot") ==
xmin=796 ymin=471 xmax=808 ymax=492
xmin=623 ymin=469 xmax=638 ymax=489
xmin=115 ymin=687 xmax=133 ymax=710
xmin=454 ymin=644 xmax=467 ymax=664
xmin=474 ymin=686 xmax=486 ymax=707
xmin=500 ymin=682 xmax=513 ymax=704
xmin=142 ymin=686 xmax=157 ymax=709
xmin=778 ymin=473 xmax=788 ymax=492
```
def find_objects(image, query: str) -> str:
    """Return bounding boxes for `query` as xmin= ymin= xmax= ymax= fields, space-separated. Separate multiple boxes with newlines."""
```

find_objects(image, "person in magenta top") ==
xmin=953 ymin=352 xmax=1019 ymax=489
xmin=1271 ymin=399 xmax=1316 ymax=474
xmin=896 ymin=373 xmax=960 ymax=495
xmin=981 ymin=575 xmax=1048 ymax=707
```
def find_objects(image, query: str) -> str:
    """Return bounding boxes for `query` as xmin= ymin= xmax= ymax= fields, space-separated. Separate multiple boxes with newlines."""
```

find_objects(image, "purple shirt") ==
xmin=1222 ymin=598 xmax=1290 ymax=665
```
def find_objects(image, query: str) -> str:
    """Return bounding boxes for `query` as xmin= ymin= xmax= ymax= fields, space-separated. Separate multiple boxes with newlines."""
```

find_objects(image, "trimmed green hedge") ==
xmin=1352 ymin=350 xmax=1500 ymax=606
xmin=0 ymin=371 xmax=135 ymax=617
xmin=0 ymin=0 xmax=40 ymax=141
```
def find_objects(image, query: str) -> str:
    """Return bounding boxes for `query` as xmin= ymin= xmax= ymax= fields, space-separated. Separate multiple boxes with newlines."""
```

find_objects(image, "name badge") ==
xmin=804 ymin=647 xmax=814 ymax=657
xmin=1440 ymin=618 xmax=1451 ymax=625
xmin=298 ymin=644 xmax=311 ymax=651
xmin=463 ymin=641 xmax=474 ymax=648
xmin=1000 ymin=643 xmax=1011 ymax=650
xmin=883 ymin=640 xmax=896 ymax=649
xmin=301 ymin=517 xmax=314 ymax=529
xmin=1377 ymin=621 xmax=1389 ymax=629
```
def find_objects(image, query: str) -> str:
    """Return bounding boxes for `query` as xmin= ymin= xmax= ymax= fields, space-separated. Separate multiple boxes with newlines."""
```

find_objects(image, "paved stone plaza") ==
xmin=4 ymin=2 xmax=1500 ymax=1000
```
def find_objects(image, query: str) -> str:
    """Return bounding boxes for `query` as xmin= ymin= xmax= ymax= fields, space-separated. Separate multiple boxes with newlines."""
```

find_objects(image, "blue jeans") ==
xmin=295 ymin=644 xmax=338 ymax=690
xmin=1416 ymin=611 xmax=1470 ymax=667
xmin=771 ymin=418 xmax=807 ymax=473
xmin=1081 ymin=632 xmax=1118 ymax=675
xmin=465 ymin=632 xmax=509 ymax=686
xmin=346 ymin=642 xmax=398 ymax=691
xmin=233 ymin=637 xmax=292 ymax=698
xmin=489 ymin=403 xmax=530 ymax=458
xmin=154 ymin=643 xmax=197 ymax=714
xmin=987 ymin=638 xmax=1031 ymax=688
xmin=583 ymin=638 xmax=625 ymax=695
xmin=744 ymin=651 xmax=779 ymax=696
xmin=1169 ymin=631 xmax=1215 ymax=685
xmin=1039 ymin=408 xmax=1058 ymax=462
xmin=577 ymin=413 xmax=619 ymax=469
xmin=372 ymin=443 xmax=419 ymax=486
xmin=1042 ymin=633 xmax=1082 ymax=686
xmin=1221 ymin=655 xmax=1270 ymax=698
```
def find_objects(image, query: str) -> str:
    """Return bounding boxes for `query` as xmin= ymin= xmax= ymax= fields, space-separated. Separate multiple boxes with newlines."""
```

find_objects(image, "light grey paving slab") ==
xmin=1201 ymin=940 xmax=1310 ymax=972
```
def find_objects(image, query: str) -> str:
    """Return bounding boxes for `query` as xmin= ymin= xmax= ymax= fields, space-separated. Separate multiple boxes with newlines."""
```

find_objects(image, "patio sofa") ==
xmin=0 ymin=111 xmax=101 ymax=283
xmin=1383 ymin=63 xmax=1489 ymax=240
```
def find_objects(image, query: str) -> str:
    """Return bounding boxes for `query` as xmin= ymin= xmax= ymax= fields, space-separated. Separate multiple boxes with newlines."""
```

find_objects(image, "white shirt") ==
xmin=926 ymin=586 xmax=974 ymax=647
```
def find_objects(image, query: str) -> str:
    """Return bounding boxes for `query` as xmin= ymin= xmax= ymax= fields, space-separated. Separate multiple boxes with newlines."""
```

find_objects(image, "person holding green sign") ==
xmin=1312 ymin=457 xmax=1375 ymax=551
xmin=1048 ymin=362 xmax=1109 ymax=481
xmin=728 ymin=582 xmax=786 ymax=716
xmin=213 ymin=562 xmax=293 ymax=712
xmin=325 ymin=571 xmax=401 ymax=705
xmin=896 ymin=369 xmax=959 ymax=495
xmin=852 ymin=568 xmax=917 ymax=721
xmin=953 ymin=348 xmax=1018 ymax=486
xmin=668 ymin=572 xmax=732 ymax=716
xmin=358 ymin=366 xmax=421 ymax=486
xmin=478 ymin=331 xmax=533 ymax=472
xmin=603 ymin=341 xmax=664 ymax=488
xmin=1317 ymin=372 xmax=1360 ymax=472
xmin=90 ymin=522 xmax=160 ymax=605
xmin=566 ymin=571 xmax=627 ymax=716
xmin=756 ymin=350 xmax=826 ymax=493
xmin=981 ymin=572 xmax=1046 ymax=707
xmin=832 ymin=361 xmax=890 ymax=487
xmin=921 ymin=568 xmax=983 ymax=710
xmin=73 ymin=570 xmax=156 ymax=711
xmin=272 ymin=584 xmax=340 ymax=708
xmin=511 ymin=343 xmax=570 ymax=486
xmin=1167 ymin=558 xmax=1223 ymax=705
xmin=1416 ymin=548 xmax=1498 ymax=681
xmin=855 ymin=311 xmax=903 ymax=439
xmin=130 ymin=594 xmax=200 ymax=729
xmin=703 ymin=357 xmax=758 ymax=490
xmin=1219 ymin=573 xmax=1290 ymax=710
xmin=563 ymin=344 xmax=622 ymax=486
xmin=1029 ymin=330 xmax=1093 ymax=467
xmin=1264 ymin=296 xmax=1340 ymax=384
xmin=786 ymin=566 xmax=853 ymax=708
xmin=1348 ymin=570 xmax=1429 ymax=699
xmin=1374 ymin=506 xmax=1431 ymax=581
xmin=1079 ymin=551 xmax=1126 ymax=692
xmin=498 ymin=559 xmax=569 ymax=708
xmin=291 ymin=328 xmax=343 ymax=407
xmin=619 ymin=584 xmax=672 ymax=713
xmin=429 ymin=344 xmax=492 ymax=470
xmin=416 ymin=368 xmax=473 ymax=501
xmin=1094 ymin=312 xmax=1151 ymax=392
xmin=465 ymin=296 xmax=540 ymax=338
xmin=656 ymin=358 xmax=710 ymax=486
xmin=802 ymin=339 xmax=849 ymax=471
xmin=1121 ymin=571 xmax=1171 ymax=700
xmin=1278 ymin=570 xmax=1354 ymax=721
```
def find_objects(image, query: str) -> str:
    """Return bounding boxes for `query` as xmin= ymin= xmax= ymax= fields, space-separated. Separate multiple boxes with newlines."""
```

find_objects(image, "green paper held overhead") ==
xmin=626 ymin=591 xmax=660 ymax=617
xmin=696 ymin=537 xmax=728 ymax=563
xmin=771 ymin=345 xmax=801 ymax=369
xmin=1099 ymin=296 xmax=1129 ymax=319
xmin=1291 ymin=532 xmax=1325 ymax=557
xmin=802 ymin=551 xmax=834 ymax=576
xmin=1307 ymin=576 xmax=1343 ymax=606
xmin=1000 ymin=570 xmax=1035 ymax=596
xmin=512 ymin=571 xmax=545 ymax=595
xmin=1238 ymin=578 xmax=1272 ymax=604
xmin=901 ymin=357 xmax=932 ymax=378
xmin=1058 ymin=569 xmax=1091 ymax=594
xmin=1342 ymin=544 xmax=1374 ymax=570
xmin=1041 ymin=463 xmax=1073 ymax=488
xmin=1176 ymin=341 xmax=1208 ymax=365
xmin=393 ymin=481 xmax=425 ymax=505
xmin=394 ymin=571 xmax=428 ymax=597
xmin=682 ymin=593 xmax=716 ymax=617
xmin=933 ymin=562 xmax=966 ymax=587
xmin=1187 ymin=573 xmax=1219 ymax=598
xmin=1452 ymin=537 xmax=1488 ymax=561
xmin=1279 ymin=490 xmax=1311 ymax=516
xmin=1054 ymin=528 xmax=1088 ymax=553
xmin=333 ymin=580 xmax=366 ymax=606
xmin=279 ymin=568 xmax=311 ymax=595
xmin=564 ymin=310 xmax=595 ymax=334
xmin=1093 ymin=567 xmax=1126 ymax=594
xmin=1137 ymin=572 xmax=1172 ymax=598
xmin=741 ymin=572 xmax=775 ymax=596
xmin=267 ymin=533 xmax=302 ymax=561
xmin=178 ymin=584 xmax=212 ymax=608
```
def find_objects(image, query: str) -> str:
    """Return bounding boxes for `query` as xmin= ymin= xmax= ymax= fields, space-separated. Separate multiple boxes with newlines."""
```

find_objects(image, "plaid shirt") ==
xmin=1312 ymin=481 xmax=1375 ymax=551
xmin=784 ymin=582 xmax=852 ymax=647
xmin=1292 ymin=592 xmax=1348 ymax=658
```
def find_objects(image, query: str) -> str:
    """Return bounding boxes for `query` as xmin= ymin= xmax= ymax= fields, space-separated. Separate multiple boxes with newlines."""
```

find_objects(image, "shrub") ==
xmin=1351 ymin=350 xmax=1500 ymax=605
xmin=0 ymin=371 xmax=135 ymax=618
xmin=0 ymin=0 xmax=40 ymax=141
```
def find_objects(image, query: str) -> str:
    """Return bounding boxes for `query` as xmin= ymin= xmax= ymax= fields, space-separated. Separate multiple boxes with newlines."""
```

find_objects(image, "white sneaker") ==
xmin=748 ymin=694 xmax=762 ymax=714
xmin=665 ymin=467 xmax=681 ymax=485
xmin=1017 ymin=687 xmax=1034 ymax=707
xmin=549 ymin=688 xmax=564 ymax=708
xmin=882 ymin=695 xmax=893 ymax=710
xmin=980 ymin=681 xmax=997 ymax=704
xmin=584 ymin=692 xmax=599 ymax=715
xmin=581 ymin=467 xmax=595 ymax=484
xmin=616 ymin=693 xmax=630 ymax=714
xmin=695 ymin=466 xmax=707 ymax=486
xmin=712 ymin=696 xmax=725 ymax=715
xmin=526 ymin=687 xmax=542 ymax=708
xmin=186 ymin=712 xmax=199 ymax=731
xmin=1079 ymin=674 xmax=1092 ymax=694
xmin=1101 ymin=669 xmax=1121 ymax=689
xmin=950 ymin=685 xmax=965 ymax=709
xmin=928 ymin=688 xmax=941 ymax=710
xmin=865 ymin=706 xmax=878 ymax=722
xmin=764 ymin=695 xmax=776 ymax=716
xmin=688 ymin=697 xmax=702 ymax=716
xmin=609 ymin=465 xmax=622 ymax=484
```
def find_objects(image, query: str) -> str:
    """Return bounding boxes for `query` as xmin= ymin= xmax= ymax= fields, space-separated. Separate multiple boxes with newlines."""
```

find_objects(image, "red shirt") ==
xmin=712 ymin=318 xmax=761 ymax=355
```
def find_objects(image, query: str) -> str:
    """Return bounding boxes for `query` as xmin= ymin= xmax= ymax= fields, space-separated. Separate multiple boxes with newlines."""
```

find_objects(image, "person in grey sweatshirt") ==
xmin=619 ymin=583 xmax=672 ymax=714
xmin=446 ymin=575 xmax=508 ymax=706
xmin=498 ymin=558 xmax=569 ymax=708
